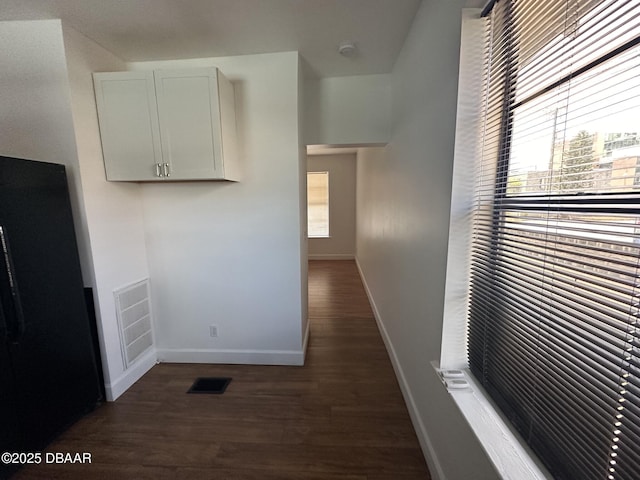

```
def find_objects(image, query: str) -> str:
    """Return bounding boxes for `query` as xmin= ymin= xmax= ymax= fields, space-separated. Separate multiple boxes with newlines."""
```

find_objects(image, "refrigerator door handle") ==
xmin=0 ymin=290 xmax=7 ymax=342
xmin=0 ymin=226 xmax=25 ymax=341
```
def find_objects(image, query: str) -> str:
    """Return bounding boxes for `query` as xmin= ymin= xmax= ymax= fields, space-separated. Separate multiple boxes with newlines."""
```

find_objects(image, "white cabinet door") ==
xmin=154 ymin=68 xmax=223 ymax=180
xmin=93 ymin=72 xmax=163 ymax=181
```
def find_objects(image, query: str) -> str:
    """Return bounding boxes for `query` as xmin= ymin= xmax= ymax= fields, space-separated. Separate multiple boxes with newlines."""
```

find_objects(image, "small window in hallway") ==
xmin=307 ymin=171 xmax=329 ymax=237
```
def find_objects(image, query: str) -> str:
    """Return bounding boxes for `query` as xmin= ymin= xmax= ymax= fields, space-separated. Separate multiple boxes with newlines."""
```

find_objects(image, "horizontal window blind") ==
xmin=307 ymin=171 xmax=330 ymax=238
xmin=468 ymin=1 xmax=640 ymax=479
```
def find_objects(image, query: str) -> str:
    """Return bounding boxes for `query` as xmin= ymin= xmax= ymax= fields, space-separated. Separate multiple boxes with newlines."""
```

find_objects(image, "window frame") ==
xmin=440 ymin=9 xmax=551 ymax=478
xmin=307 ymin=171 xmax=330 ymax=239
xmin=442 ymin=3 xmax=640 ymax=479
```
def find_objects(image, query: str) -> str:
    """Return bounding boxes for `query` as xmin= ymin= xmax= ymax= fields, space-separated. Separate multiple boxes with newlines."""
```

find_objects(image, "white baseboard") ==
xmin=355 ymin=258 xmax=447 ymax=480
xmin=158 ymin=322 xmax=309 ymax=366
xmin=156 ymin=346 xmax=306 ymax=366
xmin=105 ymin=347 xmax=157 ymax=401
xmin=308 ymin=254 xmax=355 ymax=260
xmin=106 ymin=323 xmax=309 ymax=400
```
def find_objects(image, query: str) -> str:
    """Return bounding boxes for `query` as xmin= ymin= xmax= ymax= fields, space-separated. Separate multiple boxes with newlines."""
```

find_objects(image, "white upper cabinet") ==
xmin=93 ymin=67 xmax=239 ymax=182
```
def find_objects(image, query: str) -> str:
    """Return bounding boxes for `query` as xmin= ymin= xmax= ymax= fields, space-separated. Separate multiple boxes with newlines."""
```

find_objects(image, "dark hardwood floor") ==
xmin=15 ymin=260 xmax=430 ymax=479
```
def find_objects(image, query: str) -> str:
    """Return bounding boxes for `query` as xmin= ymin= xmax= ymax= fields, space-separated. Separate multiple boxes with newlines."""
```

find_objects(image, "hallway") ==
xmin=15 ymin=261 xmax=430 ymax=479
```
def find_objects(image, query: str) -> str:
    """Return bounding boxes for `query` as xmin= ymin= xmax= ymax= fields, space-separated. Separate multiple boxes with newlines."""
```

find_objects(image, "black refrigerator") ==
xmin=0 ymin=156 xmax=101 ymax=478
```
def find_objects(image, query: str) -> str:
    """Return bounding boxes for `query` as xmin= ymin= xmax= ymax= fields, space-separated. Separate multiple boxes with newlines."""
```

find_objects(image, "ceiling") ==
xmin=0 ymin=0 xmax=423 ymax=77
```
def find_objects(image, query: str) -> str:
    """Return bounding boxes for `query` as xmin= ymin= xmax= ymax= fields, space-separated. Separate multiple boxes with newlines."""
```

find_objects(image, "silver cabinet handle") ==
xmin=163 ymin=163 xmax=170 ymax=177
xmin=155 ymin=163 xmax=162 ymax=177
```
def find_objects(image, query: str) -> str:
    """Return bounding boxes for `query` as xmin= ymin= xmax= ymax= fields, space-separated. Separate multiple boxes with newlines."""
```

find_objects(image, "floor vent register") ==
xmin=187 ymin=377 xmax=232 ymax=394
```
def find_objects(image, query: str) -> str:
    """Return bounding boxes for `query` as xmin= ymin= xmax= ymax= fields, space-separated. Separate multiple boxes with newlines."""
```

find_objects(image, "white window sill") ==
xmin=432 ymin=362 xmax=552 ymax=480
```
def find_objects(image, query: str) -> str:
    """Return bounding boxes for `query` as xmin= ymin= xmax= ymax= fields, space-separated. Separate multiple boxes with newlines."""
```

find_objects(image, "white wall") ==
xmin=128 ymin=52 xmax=307 ymax=365
xmin=298 ymin=59 xmax=309 ymax=345
xmin=1 ymin=21 xmax=307 ymax=395
xmin=305 ymin=74 xmax=391 ymax=146
xmin=307 ymin=153 xmax=356 ymax=259
xmin=355 ymin=2 xmax=499 ymax=479
xmin=62 ymin=25 xmax=154 ymax=401
xmin=0 ymin=20 xmax=153 ymax=401
xmin=0 ymin=20 xmax=90 ymax=277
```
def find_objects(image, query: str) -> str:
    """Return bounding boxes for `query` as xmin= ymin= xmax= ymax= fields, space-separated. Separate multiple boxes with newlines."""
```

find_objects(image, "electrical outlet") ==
xmin=209 ymin=325 xmax=218 ymax=337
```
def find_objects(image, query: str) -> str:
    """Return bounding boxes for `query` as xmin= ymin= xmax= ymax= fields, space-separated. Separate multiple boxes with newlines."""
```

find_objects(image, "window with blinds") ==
xmin=468 ymin=1 xmax=640 ymax=479
xmin=307 ymin=171 xmax=329 ymax=238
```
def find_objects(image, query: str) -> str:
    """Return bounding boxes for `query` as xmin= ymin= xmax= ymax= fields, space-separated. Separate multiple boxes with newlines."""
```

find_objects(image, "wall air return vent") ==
xmin=114 ymin=279 xmax=154 ymax=369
